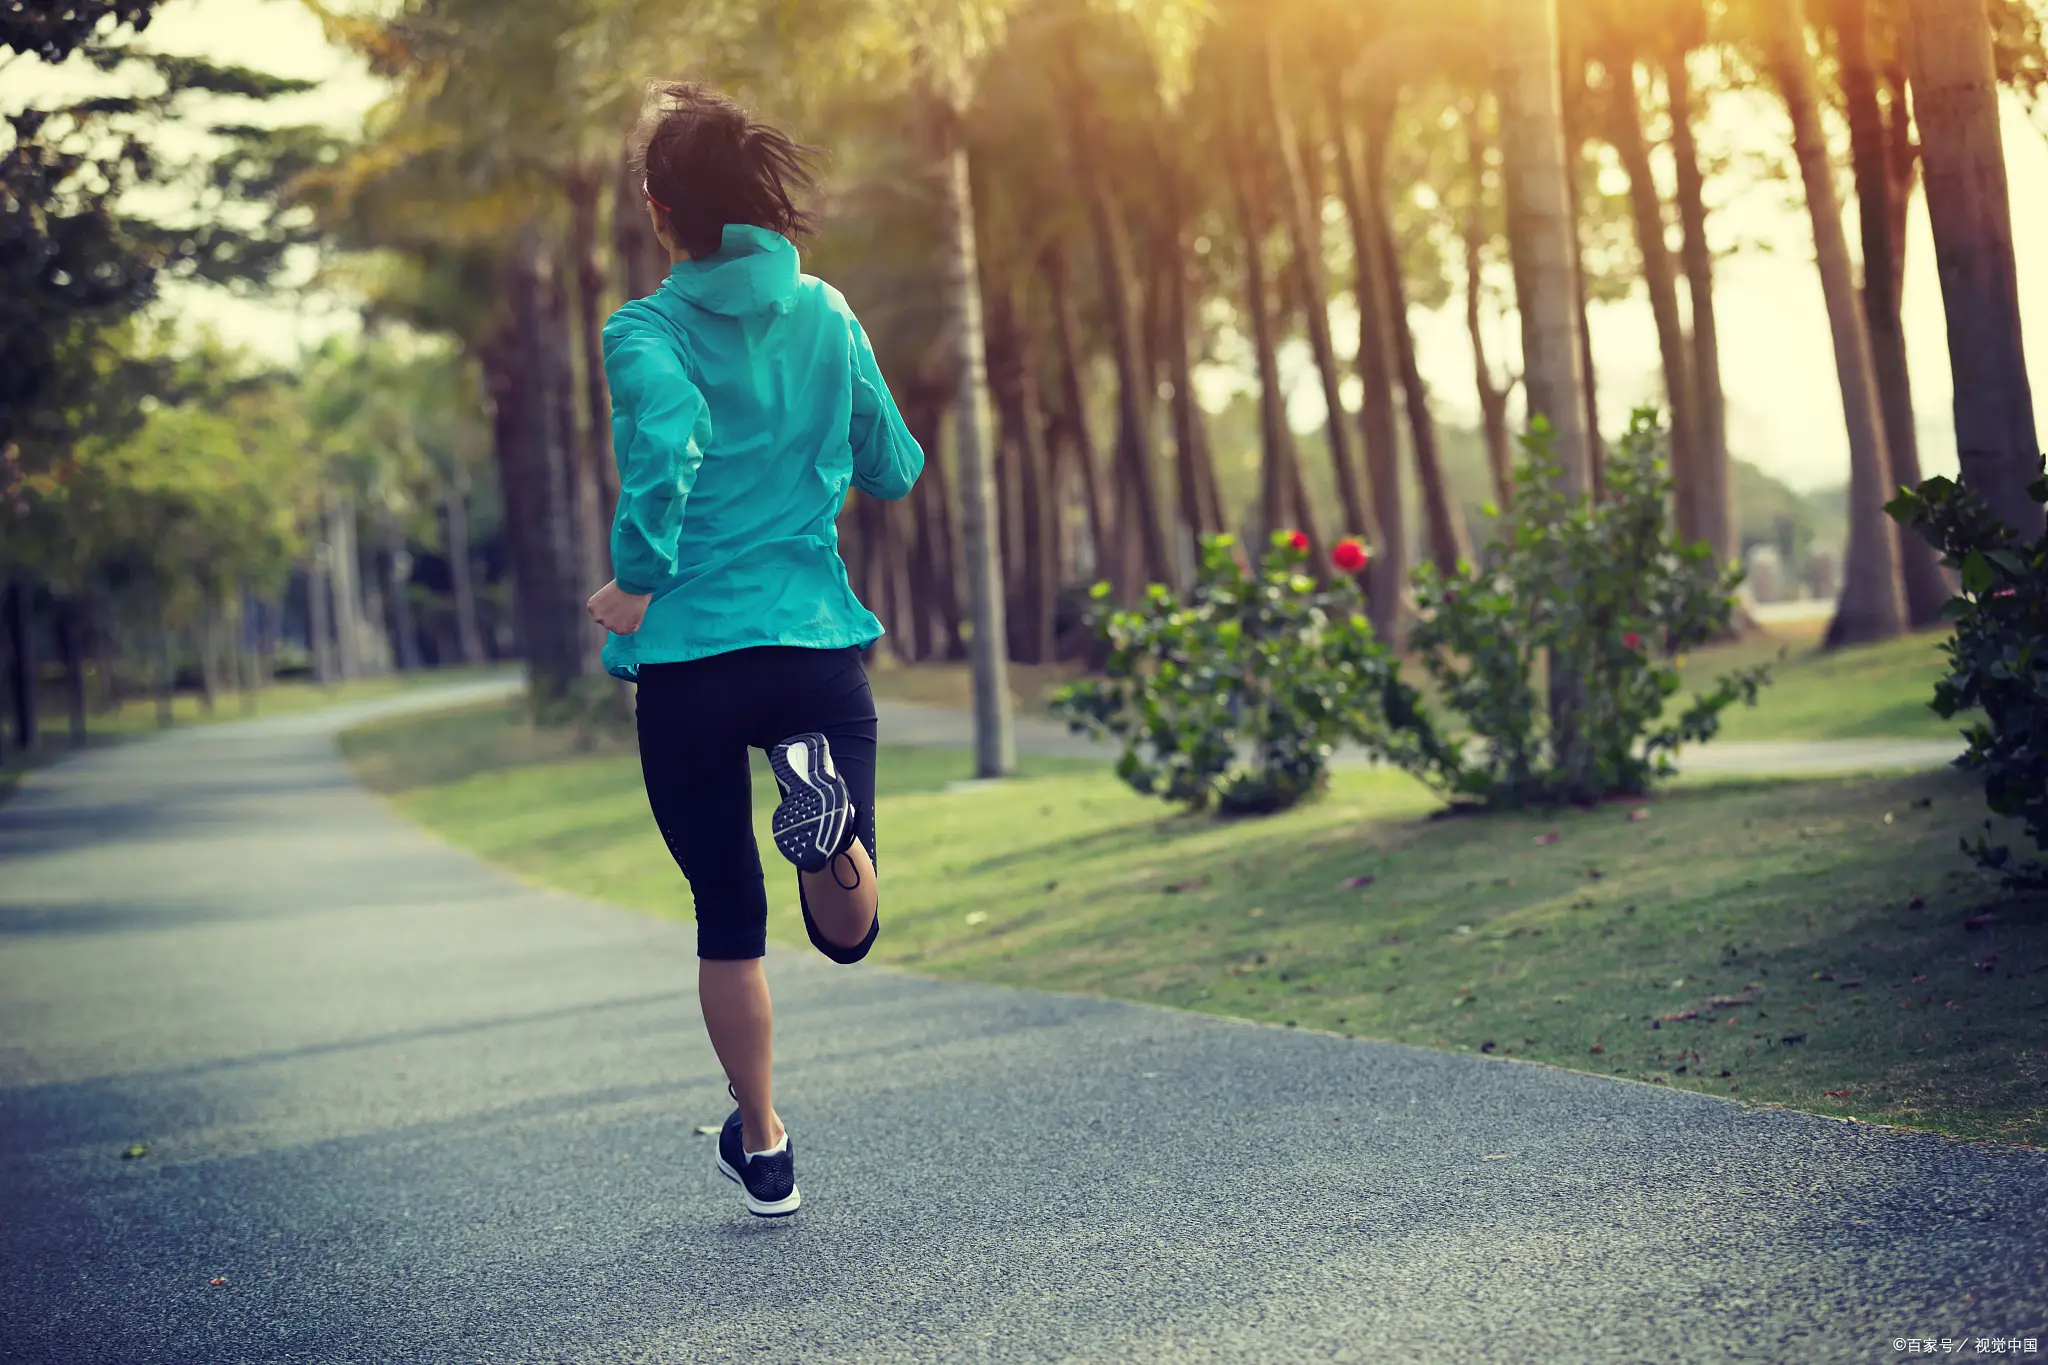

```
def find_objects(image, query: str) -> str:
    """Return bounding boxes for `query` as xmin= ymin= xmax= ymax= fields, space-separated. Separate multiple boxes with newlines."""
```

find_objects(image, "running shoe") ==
xmin=716 ymin=1108 xmax=801 ymax=1217
xmin=767 ymin=732 xmax=853 ymax=874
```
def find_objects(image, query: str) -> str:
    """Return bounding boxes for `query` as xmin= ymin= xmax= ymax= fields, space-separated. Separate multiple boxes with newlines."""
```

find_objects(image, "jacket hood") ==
xmin=661 ymin=224 xmax=800 ymax=318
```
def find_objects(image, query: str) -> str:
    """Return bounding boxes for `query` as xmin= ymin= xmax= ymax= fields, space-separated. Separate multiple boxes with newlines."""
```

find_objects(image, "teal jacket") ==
xmin=599 ymin=224 xmax=923 ymax=679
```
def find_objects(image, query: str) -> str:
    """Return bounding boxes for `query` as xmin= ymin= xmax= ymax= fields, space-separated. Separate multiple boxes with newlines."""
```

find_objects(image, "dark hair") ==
xmin=633 ymin=83 xmax=818 ymax=260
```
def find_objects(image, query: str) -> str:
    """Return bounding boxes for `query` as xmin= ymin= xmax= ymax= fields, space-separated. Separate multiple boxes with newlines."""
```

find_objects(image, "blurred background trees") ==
xmin=3 ymin=0 xmax=2042 ymax=765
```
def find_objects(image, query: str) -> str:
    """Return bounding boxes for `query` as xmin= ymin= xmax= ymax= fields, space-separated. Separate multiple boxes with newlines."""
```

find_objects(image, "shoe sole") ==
xmin=716 ymin=1153 xmax=802 ymax=1217
xmin=768 ymin=734 xmax=851 ymax=875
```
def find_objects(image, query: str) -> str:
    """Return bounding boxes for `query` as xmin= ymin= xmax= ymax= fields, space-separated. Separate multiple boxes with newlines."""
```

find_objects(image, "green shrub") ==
xmin=1057 ymin=411 xmax=1764 ymax=817
xmin=1886 ymin=473 xmax=2048 ymax=888
xmin=1405 ymin=410 xmax=1768 ymax=807
xmin=1051 ymin=531 xmax=1450 ymax=815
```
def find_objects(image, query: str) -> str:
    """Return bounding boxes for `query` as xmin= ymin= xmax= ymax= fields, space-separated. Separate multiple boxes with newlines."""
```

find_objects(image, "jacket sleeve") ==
xmin=846 ymin=313 xmax=924 ymax=502
xmin=604 ymin=318 xmax=710 ymax=597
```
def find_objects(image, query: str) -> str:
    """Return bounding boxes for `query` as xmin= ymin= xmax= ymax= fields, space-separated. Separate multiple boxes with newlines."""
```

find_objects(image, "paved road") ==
xmin=3 ymin=689 xmax=2040 ymax=1364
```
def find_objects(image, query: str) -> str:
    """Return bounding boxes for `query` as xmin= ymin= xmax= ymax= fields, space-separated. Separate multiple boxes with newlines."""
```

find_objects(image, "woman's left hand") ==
xmin=587 ymin=580 xmax=653 ymax=635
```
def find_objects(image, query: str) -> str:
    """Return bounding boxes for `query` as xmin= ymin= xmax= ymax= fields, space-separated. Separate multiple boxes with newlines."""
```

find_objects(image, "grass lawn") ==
xmin=343 ymin=700 xmax=2048 ymax=1146
xmin=0 ymin=666 xmax=510 ymax=804
xmin=865 ymin=621 xmax=1962 ymax=745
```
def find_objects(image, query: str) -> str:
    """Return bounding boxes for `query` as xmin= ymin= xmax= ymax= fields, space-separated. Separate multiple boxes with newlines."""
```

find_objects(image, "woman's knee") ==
xmin=692 ymin=877 xmax=769 ymax=960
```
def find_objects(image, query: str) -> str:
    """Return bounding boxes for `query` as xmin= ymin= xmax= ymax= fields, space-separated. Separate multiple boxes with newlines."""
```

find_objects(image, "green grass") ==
xmin=344 ymin=700 xmax=2048 ymax=1146
xmin=0 ymin=667 xmax=510 ymax=803
xmin=865 ymin=622 xmax=1961 ymax=745
xmin=1679 ymin=625 xmax=1959 ymax=743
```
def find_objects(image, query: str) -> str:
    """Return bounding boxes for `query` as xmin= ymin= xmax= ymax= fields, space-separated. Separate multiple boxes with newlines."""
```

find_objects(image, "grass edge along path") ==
xmin=0 ymin=666 xmax=512 ymax=805
xmin=341 ymin=700 xmax=2048 ymax=1148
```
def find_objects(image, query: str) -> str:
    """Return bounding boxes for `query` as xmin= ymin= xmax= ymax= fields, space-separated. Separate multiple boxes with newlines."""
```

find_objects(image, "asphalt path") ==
xmin=1 ymin=684 xmax=2040 ymax=1364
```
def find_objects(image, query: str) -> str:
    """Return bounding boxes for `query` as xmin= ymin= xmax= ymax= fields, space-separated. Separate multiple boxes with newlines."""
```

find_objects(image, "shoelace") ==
xmin=831 ymin=847 xmax=861 ymax=891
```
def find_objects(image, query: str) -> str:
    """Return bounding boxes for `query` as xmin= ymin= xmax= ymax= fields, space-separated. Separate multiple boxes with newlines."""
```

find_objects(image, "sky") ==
xmin=14 ymin=0 xmax=2048 ymax=493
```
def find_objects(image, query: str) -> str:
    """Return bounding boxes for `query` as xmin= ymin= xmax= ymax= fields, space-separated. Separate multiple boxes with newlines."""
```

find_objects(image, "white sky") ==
xmin=13 ymin=0 xmax=2048 ymax=493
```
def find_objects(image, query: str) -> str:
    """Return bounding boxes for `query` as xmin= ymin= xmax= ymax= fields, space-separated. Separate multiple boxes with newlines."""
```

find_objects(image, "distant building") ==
xmin=1805 ymin=547 xmax=1839 ymax=602
xmin=1744 ymin=545 xmax=1786 ymax=603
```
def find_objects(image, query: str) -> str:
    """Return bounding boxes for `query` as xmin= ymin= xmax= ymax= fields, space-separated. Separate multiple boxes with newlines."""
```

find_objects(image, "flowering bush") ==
xmin=1051 ymin=530 xmax=1451 ymax=814
xmin=1056 ymin=410 xmax=1764 ymax=816
xmin=1402 ymin=410 xmax=1768 ymax=807
xmin=1886 ymin=473 xmax=2048 ymax=888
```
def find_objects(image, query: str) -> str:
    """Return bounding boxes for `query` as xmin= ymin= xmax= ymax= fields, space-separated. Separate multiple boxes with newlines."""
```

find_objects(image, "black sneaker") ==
xmin=716 ymin=1109 xmax=801 ymax=1217
xmin=768 ymin=733 xmax=854 ymax=874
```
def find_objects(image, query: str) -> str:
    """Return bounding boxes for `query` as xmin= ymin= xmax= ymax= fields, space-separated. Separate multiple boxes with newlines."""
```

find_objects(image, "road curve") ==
xmin=0 ymin=686 xmax=2039 ymax=1364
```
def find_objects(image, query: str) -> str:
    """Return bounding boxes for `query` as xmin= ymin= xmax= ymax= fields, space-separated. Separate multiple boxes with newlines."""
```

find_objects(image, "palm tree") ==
xmin=1263 ymin=27 xmax=1371 ymax=567
xmin=1489 ymin=0 xmax=1592 ymax=495
xmin=902 ymin=3 xmax=1021 ymax=777
xmin=1048 ymin=17 xmax=1175 ymax=597
xmin=1766 ymin=0 xmax=1905 ymax=646
xmin=1600 ymin=46 xmax=1703 ymax=538
xmin=934 ymin=101 xmax=1016 ymax=775
xmin=1663 ymin=32 xmax=1733 ymax=567
xmin=1455 ymin=96 xmax=1517 ymax=507
xmin=1835 ymin=0 xmax=1947 ymax=623
xmin=1326 ymin=75 xmax=1404 ymax=575
xmin=1907 ymin=0 xmax=2046 ymax=537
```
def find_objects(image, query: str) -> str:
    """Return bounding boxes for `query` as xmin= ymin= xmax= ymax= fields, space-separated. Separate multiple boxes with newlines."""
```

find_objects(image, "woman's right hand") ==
xmin=587 ymin=580 xmax=652 ymax=635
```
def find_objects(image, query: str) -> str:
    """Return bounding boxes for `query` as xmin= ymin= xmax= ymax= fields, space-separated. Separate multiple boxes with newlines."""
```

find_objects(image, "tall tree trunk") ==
xmin=569 ymin=165 xmax=622 ymax=554
xmin=1838 ymin=0 xmax=1948 ymax=623
xmin=1460 ymin=100 xmax=1516 ymax=507
xmin=61 ymin=599 xmax=87 ymax=746
xmin=326 ymin=496 xmax=364 ymax=679
xmin=1769 ymin=0 xmax=1907 ymax=646
xmin=899 ymin=384 xmax=951 ymax=659
xmin=1377 ymin=172 xmax=1471 ymax=573
xmin=1606 ymin=51 xmax=1704 ymax=541
xmin=1883 ymin=59 xmax=1916 ymax=287
xmin=1161 ymin=233 xmax=1213 ymax=554
xmin=1056 ymin=40 xmax=1174 ymax=593
xmin=1907 ymin=0 xmax=2046 ymax=537
xmin=979 ymin=255 xmax=1045 ymax=660
xmin=870 ymin=496 xmax=913 ymax=665
xmin=492 ymin=244 xmax=582 ymax=700
xmin=910 ymin=376 xmax=966 ymax=659
xmin=935 ymin=118 xmax=1015 ymax=777
xmin=1558 ymin=37 xmax=1606 ymax=482
xmin=1493 ymin=0 xmax=1595 ymax=497
xmin=1157 ymin=130 xmax=1222 ymax=560
xmin=538 ymin=246 xmax=603 ymax=677
xmin=383 ymin=511 xmax=422 ymax=671
xmin=445 ymin=471 xmax=484 ymax=664
xmin=1226 ymin=105 xmax=1324 ymax=558
xmin=1044 ymin=243 xmax=1117 ymax=595
xmin=92 ymin=617 xmax=118 ymax=714
xmin=1009 ymin=300 xmax=1059 ymax=664
xmin=195 ymin=610 xmax=218 ymax=714
xmin=1329 ymin=87 xmax=1402 ymax=633
xmin=1266 ymin=36 xmax=1370 ymax=559
xmin=1665 ymin=46 xmax=1736 ymax=568
xmin=354 ymin=529 xmax=390 ymax=676
xmin=7 ymin=581 xmax=37 ymax=753
xmin=1494 ymin=0 xmax=1595 ymax=779
xmin=307 ymin=548 xmax=334 ymax=687
xmin=155 ymin=620 xmax=173 ymax=728
xmin=235 ymin=589 xmax=259 ymax=714
xmin=611 ymin=141 xmax=669 ymax=301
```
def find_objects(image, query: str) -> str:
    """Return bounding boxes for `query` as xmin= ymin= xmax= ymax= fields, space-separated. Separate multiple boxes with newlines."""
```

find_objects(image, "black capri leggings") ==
xmin=634 ymin=645 xmax=879 ymax=963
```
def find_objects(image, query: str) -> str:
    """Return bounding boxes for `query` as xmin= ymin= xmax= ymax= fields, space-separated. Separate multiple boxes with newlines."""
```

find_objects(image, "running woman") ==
xmin=585 ymin=84 xmax=922 ymax=1218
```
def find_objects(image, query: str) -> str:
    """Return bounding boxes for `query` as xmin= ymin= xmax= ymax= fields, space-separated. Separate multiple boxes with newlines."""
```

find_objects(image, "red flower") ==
xmin=1623 ymin=631 xmax=1642 ymax=650
xmin=1332 ymin=538 xmax=1370 ymax=574
xmin=1287 ymin=529 xmax=1310 ymax=553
